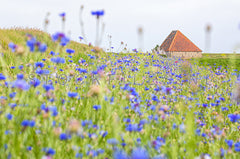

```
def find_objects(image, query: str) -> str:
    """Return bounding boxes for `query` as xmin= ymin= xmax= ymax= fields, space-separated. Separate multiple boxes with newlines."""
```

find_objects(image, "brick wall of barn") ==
xmin=166 ymin=52 xmax=202 ymax=58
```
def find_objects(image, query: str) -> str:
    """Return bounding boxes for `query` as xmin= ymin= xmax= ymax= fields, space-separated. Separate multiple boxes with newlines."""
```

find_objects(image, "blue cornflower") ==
xmin=0 ymin=74 xmax=6 ymax=80
xmin=59 ymin=133 xmax=69 ymax=140
xmin=196 ymin=129 xmax=201 ymax=136
xmin=66 ymin=48 xmax=75 ymax=54
xmin=29 ymin=121 xmax=35 ymax=127
xmin=39 ymin=43 xmax=47 ymax=52
xmin=172 ymin=123 xmax=177 ymax=129
xmin=107 ymin=138 xmax=118 ymax=145
xmin=225 ymin=139 xmax=233 ymax=148
xmin=93 ymin=105 xmax=101 ymax=110
xmin=68 ymin=92 xmax=78 ymax=98
xmin=35 ymin=67 xmax=49 ymax=75
xmin=29 ymin=78 xmax=41 ymax=88
xmin=76 ymin=153 xmax=83 ymax=158
xmin=9 ymin=92 xmax=16 ymax=98
xmin=43 ymin=84 xmax=54 ymax=92
xmin=19 ymin=65 xmax=23 ymax=70
xmin=35 ymin=62 xmax=44 ymax=68
xmin=50 ymin=51 xmax=55 ymax=56
xmin=228 ymin=114 xmax=240 ymax=123
xmin=126 ymin=124 xmax=139 ymax=132
xmin=51 ymin=57 xmax=65 ymax=64
xmin=110 ymin=97 xmax=114 ymax=104
xmin=43 ymin=148 xmax=55 ymax=155
xmin=114 ymin=149 xmax=128 ymax=159
xmin=91 ymin=10 xmax=105 ymax=17
xmin=52 ymin=32 xmax=70 ymax=46
xmin=26 ymin=37 xmax=37 ymax=52
xmin=13 ymin=79 xmax=30 ymax=91
xmin=5 ymin=130 xmax=11 ymax=135
xmin=202 ymin=103 xmax=208 ymax=108
xmin=161 ymin=86 xmax=174 ymax=95
xmin=220 ymin=148 xmax=225 ymax=158
xmin=27 ymin=146 xmax=32 ymax=151
xmin=131 ymin=147 xmax=149 ymax=159
xmin=8 ymin=42 xmax=17 ymax=52
xmin=235 ymin=142 xmax=240 ymax=152
xmin=59 ymin=12 xmax=66 ymax=17
xmin=6 ymin=113 xmax=13 ymax=120
xmin=179 ymin=123 xmax=185 ymax=133
xmin=222 ymin=107 xmax=229 ymax=111
xmin=17 ymin=74 xmax=24 ymax=80
xmin=101 ymin=131 xmax=108 ymax=137
xmin=21 ymin=120 xmax=29 ymax=127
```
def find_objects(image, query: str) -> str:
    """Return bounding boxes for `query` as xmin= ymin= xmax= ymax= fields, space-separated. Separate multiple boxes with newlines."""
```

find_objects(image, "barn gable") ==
xmin=159 ymin=30 xmax=202 ymax=58
xmin=160 ymin=30 xmax=202 ymax=52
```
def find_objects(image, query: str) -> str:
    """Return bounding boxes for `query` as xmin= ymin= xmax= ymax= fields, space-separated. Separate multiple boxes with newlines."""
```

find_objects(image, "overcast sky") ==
xmin=1 ymin=0 xmax=240 ymax=53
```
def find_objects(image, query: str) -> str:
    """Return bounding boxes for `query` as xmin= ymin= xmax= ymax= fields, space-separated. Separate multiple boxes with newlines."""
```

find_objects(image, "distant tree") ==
xmin=154 ymin=44 xmax=159 ymax=51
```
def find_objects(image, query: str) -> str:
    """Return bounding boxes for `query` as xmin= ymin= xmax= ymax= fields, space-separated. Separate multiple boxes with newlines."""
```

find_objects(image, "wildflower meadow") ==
xmin=1 ymin=5 xmax=240 ymax=159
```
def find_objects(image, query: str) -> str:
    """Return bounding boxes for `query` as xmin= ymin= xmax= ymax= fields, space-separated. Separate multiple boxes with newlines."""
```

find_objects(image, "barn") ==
xmin=159 ymin=30 xmax=202 ymax=58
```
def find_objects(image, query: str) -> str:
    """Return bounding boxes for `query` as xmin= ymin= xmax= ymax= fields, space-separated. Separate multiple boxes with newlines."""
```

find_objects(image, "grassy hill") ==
xmin=0 ymin=28 xmax=91 ymax=53
xmin=0 ymin=28 xmax=103 ymax=73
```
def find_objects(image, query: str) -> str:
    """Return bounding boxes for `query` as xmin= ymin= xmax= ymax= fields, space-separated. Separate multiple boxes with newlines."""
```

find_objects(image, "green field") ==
xmin=190 ymin=53 xmax=240 ymax=70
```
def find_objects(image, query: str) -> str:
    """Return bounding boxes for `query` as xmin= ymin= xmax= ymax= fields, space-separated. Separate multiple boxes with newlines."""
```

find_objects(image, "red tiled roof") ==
xmin=160 ymin=30 xmax=202 ymax=52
